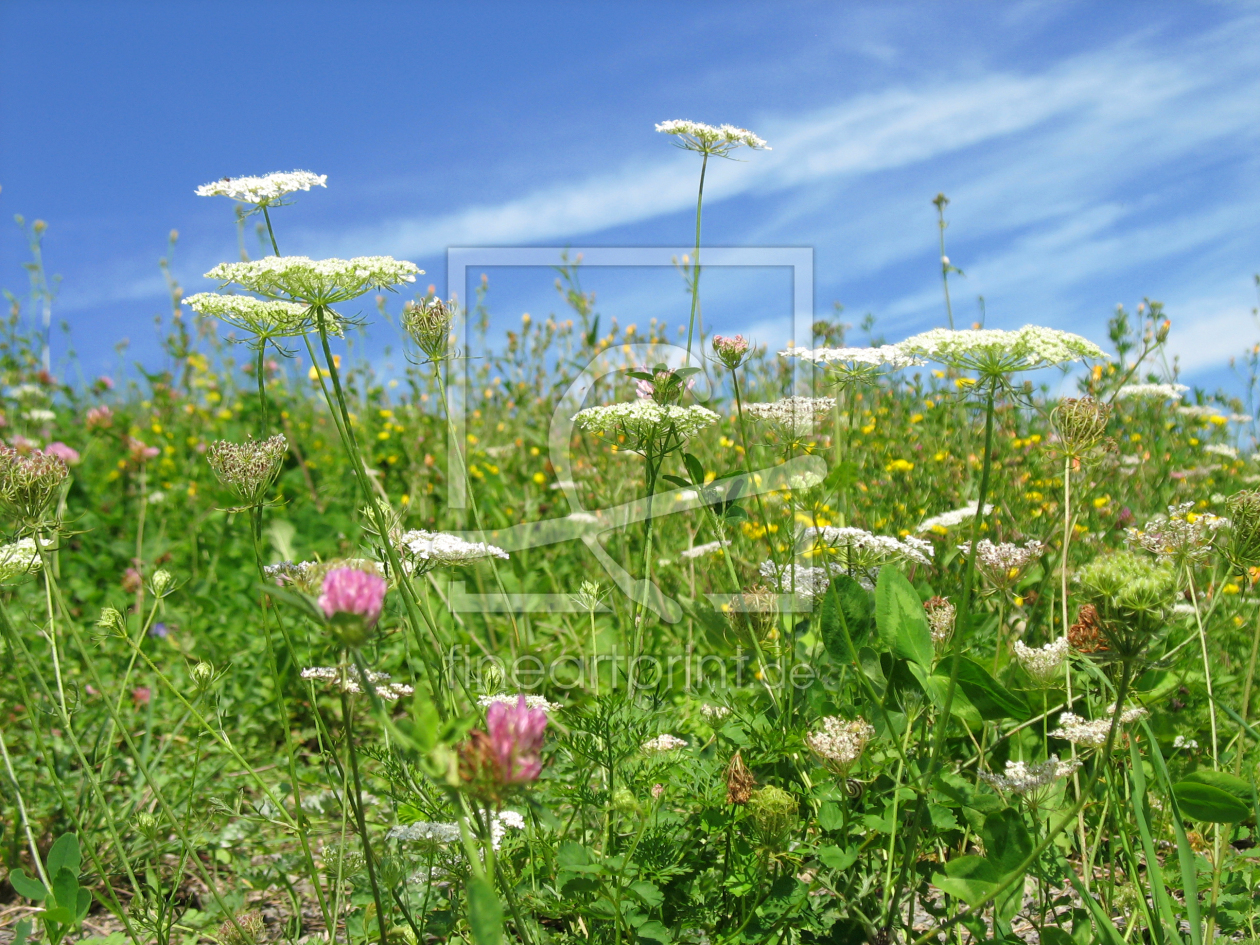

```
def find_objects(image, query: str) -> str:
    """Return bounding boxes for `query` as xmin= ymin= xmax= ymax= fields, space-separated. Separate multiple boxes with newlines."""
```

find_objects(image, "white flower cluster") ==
xmin=655 ymin=119 xmax=769 ymax=150
xmin=958 ymin=539 xmax=1045 ymax=588
xmin=204 ymin=255 xmax=421 ymax=305
xmin=572 ymin=401 xmax=720 ymax=446
xmin=387 ymin=809 xmax=525 ymax=850
xmin=397 ymin=529 xmax=509 ymax=575
xmin=1177 ymin=405 xmax=1221 ymax=420
xmin=1205 ymin=443 xmax=1240 ymax=460
xmin=184 ymin=292 xmax=328 ymax=339
xmin=780 ymin=344 xmax=921 ymax=368
xmin=195 ymin=170 xmax=327 ymax=204
xmin=642 ymin=734 xmax=688 ymax=753
xmin=1173 ymin=735 xmax=1199 ymax=750
xmin=896 ymin=326 xmax=1107 ymax=372
xmin=1012 ymin=636 xmax=1070 ymax=685
xmin=1126 ymin=502 xmax=1227 ymax=564
xmin=805 ymin=716 xmax=875 ymax=769
xmin=801 ymin=526 xmax=934 ymax=568
xmin=758 ymin=560 xmax=853 ymax=600
xmin=916 ymin=503 xmax=993 ymax=533
xmin=744 ymin=396 xmax=836 ymax=436
xmin=680 ymin=539 xmax=729 ymax=560
xmin=979 ymin=755 xmax=1081 ymax=794
xmin=0 ymin=538 xmax=41 ymax=582
xmin=1115 ymin=383 xmax=1189 ymax=400
xmin=478 ymin=693 xmax=560 ymax=713
xmin=700 ymin=704 xmax=731 ymax=721
xmin=300 ymin=666 xmax=414 ymax=700
xmin=1051 ymin=705 xmax=1148 ymax=747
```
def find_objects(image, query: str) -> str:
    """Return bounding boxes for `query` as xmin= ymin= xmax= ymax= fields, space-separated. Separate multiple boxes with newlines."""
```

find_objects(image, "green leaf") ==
xmin=51 ymin=867 xmax=78 ymax=918
xmin=1172 ymin=781 xmax=1251 ymax=822
xmin=875 ymin=568 xmax=933 ymax=668
xmin=1039 ymin=927 xmax=1075 ymax=945
xmin=822 ymin=460 xmax=859 ymax=494
xmin=76 ymin=886 xmax=92 ymax=921
xmin=682 ymin=453 xmax=705 ymax=487
xmin=818 ymin=845 xmax=857 ymax=871
xmin=636 ymin=919 xmax=673 ymax=943
xmin=630 ymin=881 xmax=663 ymax=910
xmin=981 ymin=809 xmax=1033 ymax=923
xmin=12 ymin=919 xmax=31 ymax=945
xmin=47 ymin=834 xmax=81 ymax=879
xmin=817 ymin=802 xmax=844 ymax=832
xmin=820 ymin=575 xmax=874 ymax=663
xmin=1182 ymin=769 xmax=1255 ymax=803
xmin=466 ymin=876 xmax=503 ymax=945
xmin=933 ymin=856 xmax=1001 ymax=907
xmin=936 ymin=657 xmax=1030 ymax=721
xmin=9 ymin=868 xmax=48 ymax=901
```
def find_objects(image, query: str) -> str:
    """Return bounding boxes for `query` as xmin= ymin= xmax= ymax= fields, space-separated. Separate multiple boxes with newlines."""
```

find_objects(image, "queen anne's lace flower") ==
xmin=780 ymin=344 xmax=920 ymax=368
xmin=388 ymin=809 xmax=524 ymax=849
xmin=958 ymin=539 xmax=1045 ymax=590
xmin=642 ymin=734 xmax=688 ymax=753
xmin=572 ymin=401 xmax=719 ymax=449
xmin=681 ymin=539 xmax=729 ymax=560
xmin=1013 ymin=636 xmax=1070 ymax=685
xmin=801 ymin=526 xmax=933 ymax=568
xmin=301 ymin=666 xmax=414 ymax=700
xmin=1205 ymin=443 xmax=1240 ymax=460
xmin=1115 ymin=383 xmax=1189 ymax=400
xmin=806 ymin=717 xmax=875 ymax=771
xmin=195 ymin=170 xmax=327 ymax=204
xmin=398 ymin=529 xmax=509 ymax=575
xmin=700 ymin=704 xmax=731 ymax=721
xmin=916 ymin=503 xmax=993 ymax=533
xmin=0 ymin=538 xmax=42 ymax=582
xmin=204 ymin=256 xmax=421 ymax=306
xmin=758 ymin=560 xmax=851 ymax=600
xmin=896 ymin=325 xmax=1106 ymax=374
xmin=979 ymin=755 xmax=1080 ymax=794
xmin=478 ymin=694 xmax=560 ymax=713
xmin=656 ymin=120 xmax=770 ymax=152
xmin=1126 ymin=502 xmax=1226 ymax=566
xmin=1178 ymin=405 xmax=1221 ymax=420
xmin=744 ymin=396 xmax=835 ymax=436
xmin=1051 ymin=706 xmax=1148 ymax=747
xmin=184 ymin=292 xmax=336 ymax=339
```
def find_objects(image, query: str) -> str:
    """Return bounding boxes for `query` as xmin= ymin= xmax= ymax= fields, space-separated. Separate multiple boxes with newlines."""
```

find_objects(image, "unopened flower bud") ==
xmin=1052 ymin=397 xmax=1111 ymax=458
xmin=218 ymin=910 xmax=265 ymax=945
xmin=206 ymin=435 xmax=287 ymax=506
xmin=1225 ymin=489 xmax=1260 ymax=572
xmin=712 ymin=334 xmax=750 ymax=370
xmin=402 ymin=297 xmax=455 ymax=361
xmin=134 ymin=811 xmax=160 ymax=840
xmin=97 ymin=606 xmax=127 ymax=636
xmin=150 ymin=569 xmax=174 ymax=596
xmin=190 ymin=661 xmax=215 ymax=692
xmin=746 ymin=784 xmax=798 ymax=852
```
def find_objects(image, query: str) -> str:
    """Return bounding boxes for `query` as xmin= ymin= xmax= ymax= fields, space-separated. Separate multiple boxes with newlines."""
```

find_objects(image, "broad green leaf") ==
xmin=76 ymin=886 xmax=92 ymax=920
xmin=630 ymin=881 xmax=663 ymax=910
xmin=8 ymin=868 xmax=47 ymax=901
xmin=1172 ymin=781 xmax=1251 ymax=822
xmin=12 ymin=918 xmax=30 ymax=945
xmin=875 ymin=567 xmax=933 ymax=668
xmin=981 ymin=809 xmax=1032 ymax=923
xmin=466 ymin=876 xmax=503 ymax=945
xmin=636 ymin=919 xmax=673 ymax=943
xmin=51 ymin=867 xmax=79 ymax=918
xmin=818 ymin=845 xmax=857 ymax=871
xmin=1182 ymin=769 xmax=1254 ymax=803
xmin=936 ymin=657 xmax=1030 ymax=721
xmin=818 ymin=802 xmax=844 ymax=832
xmin=932 ymin=856 xmax=1001 ymax=907
xmin=820 ymin=575 xmax=874 ymax=663
xmin=858 ymin=646 xmax=887 ymax=695
xmin=682 ymin=453 xmax=705 ymax=487
xmin=47 ymin=834 xmax=81 ymax=879
xmin=1039 ymin=927 xmax=1074 ymax=945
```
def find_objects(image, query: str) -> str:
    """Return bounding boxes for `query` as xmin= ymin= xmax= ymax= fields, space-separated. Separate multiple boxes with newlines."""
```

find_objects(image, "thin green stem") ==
xmin=684 ymin=152 xmax=709 ymax=359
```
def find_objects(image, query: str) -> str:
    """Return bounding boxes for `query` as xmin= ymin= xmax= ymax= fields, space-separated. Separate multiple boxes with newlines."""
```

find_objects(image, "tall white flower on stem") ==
xmin=744 ymin=396 xmax=835 ymax=437
xmin=397 ymin=529 xmax=510 ymax=577
xmin=195 ymin=170 xmax=327 ymax=206
xmin=204 ymin=256 xmax=421 ymax=307
xmin=896 ymin=325 xmax=1106 ymax=378
xmin=801 ymin=526 xmax=934 ymax=570
xmin=184 ymin=293 xmax=334 ymax=340
xmin=572 ymin=401 xmax=719 ymax=454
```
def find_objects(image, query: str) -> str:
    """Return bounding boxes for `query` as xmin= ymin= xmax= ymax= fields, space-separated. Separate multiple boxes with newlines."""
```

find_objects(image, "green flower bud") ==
xmin=1075 ymin=550 xmax=1178 ymax=659
xmin=150 ymin=569 xmax=174 ymax=596
xmin=190 ymin=661 xmax=215 ymax=693
xmin=1224 ymin=489 xmax=1260 ymax=573
xmin=1052 ymin=397 xmax=1111 ymax=458
xmin=746 ymin=784 xmax=798 ymax=852
xmin=97 ymin=606 xmax=127 ymax=636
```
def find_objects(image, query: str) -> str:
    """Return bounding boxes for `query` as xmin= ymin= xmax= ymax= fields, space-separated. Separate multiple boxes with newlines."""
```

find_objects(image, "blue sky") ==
xmin=2 ymin=1 xmax=1259 ymax=395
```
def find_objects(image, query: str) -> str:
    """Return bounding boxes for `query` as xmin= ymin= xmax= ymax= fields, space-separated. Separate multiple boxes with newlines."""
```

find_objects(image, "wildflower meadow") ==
xmin=6 ymin=120 xmax=1260 ymax=945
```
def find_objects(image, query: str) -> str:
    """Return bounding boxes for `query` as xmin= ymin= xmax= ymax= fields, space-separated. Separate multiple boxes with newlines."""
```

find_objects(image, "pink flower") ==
xmin=45 ymin=442 xmax=80 ymax=466
xmin=712 ymin=334 xmax=750 ymax=369
xmin=131 ymin=686 xmax=151 ymax=707
xmin=86 ymin=405 xmax=113 ymax=430
xmin=9 ymin=435 xmax=39 ymax=455
xmin=125 ymin=437 xmax=160 ymax=463
xmin=96 ymin=376 xmax=114 ymax=391
xmin=319 ymin=567 xmax=387 ymax=628
xmin=485 ymin=695 xmax=548 ymax=784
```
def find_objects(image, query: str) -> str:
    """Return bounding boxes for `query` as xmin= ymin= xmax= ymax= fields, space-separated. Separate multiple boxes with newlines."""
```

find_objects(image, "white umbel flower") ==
xmin=801 ymin=526 xmax=933 ymax=568
xmin=681 ymin=539 xmax=729 ymax=560
xmin=478 ymin=693 xmax=560 ymax=713
xmin=656 ymin=120 xmax=770 ymax=152
xmin=300 ymin=666 xmax=414 ymax=700
xmin=780 ymin=344 xmax=920 ymax=368
xmin=700 ymin=704 xmax=731 ymax=721
xmin=744 ymin=396 xmax=835 ymax=436
xmin=979 ymin=755 xmax=1080 ymax=794
xmin=572 ymin=401 xmax=719 ymax=449
xmin=0 ymin=538 xmax=41 ymax=582
xmin=642 ymin=734 xmax=688 ymax=753
xmin=388 ymin=810 xmax=524 ymax=849
xmin=1177 ymin=405 xmax=1222 ymax=420
xmin=398 ymin=529 xmax=509 ymax=575
xmin=1115 ymin=383 xmax=1189 ymax=400
xmin=1205 ymin=443 xmax=1240 ymax=460
xmin=1012 ymin=636 xmax=1070 ymax=685
xmin=805 ymin=716 xmax=875 ymax=771
xmin=1051 ymin=706 xmax=1148 ymax=747
xmin=758 ymin=560 xmax=860 ymax=600
xmin=184 ymin=292 xmax=336 ymax=339
xmin=195 ymin=170 xmax=327 ymax=205
xmin=958 ymin=539 xmax=1045 ymax=589
xmin=896 ymin=325 xmax=1106 ymax=373
xmin=204 ymin=256 xmax=421 ymax=305
xmin=916 ymin=503 xmax=994 ymax=533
